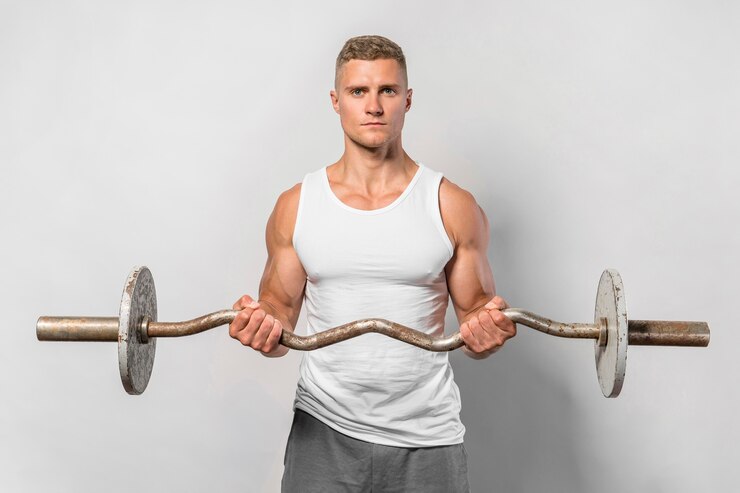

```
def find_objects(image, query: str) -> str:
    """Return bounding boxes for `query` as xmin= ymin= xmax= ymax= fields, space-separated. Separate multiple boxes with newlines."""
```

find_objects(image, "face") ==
xmin=330 ymin=59 xmax=412 ymax=150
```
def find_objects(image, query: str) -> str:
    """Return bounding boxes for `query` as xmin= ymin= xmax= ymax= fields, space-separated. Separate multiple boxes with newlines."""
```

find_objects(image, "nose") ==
xmin=365 ymin=94 xmax=383 ymax=116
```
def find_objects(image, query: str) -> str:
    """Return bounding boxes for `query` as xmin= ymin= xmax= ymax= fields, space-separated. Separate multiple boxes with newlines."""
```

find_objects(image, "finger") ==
xmin=490 ymin=309 xmax=516 ymax=337
xmin=233 ymin=296 xmax=260 ymax=311
xmin=241 ymin=308 xmax=266 ymax=345
xmin=229 ymin=308 xmax=253 ymax=338
xmin=502 ymin=316 xmax=517 ymax=337
xmin=252 ymin=314 xmax=275 ymax=351
xmin=469 ymin=316 xmax=496 ymax=351
xmin=477 ymin=310 xmax=497 ymax=334
xmin=232 ymin=295 xmax=251 ymax=310
xmin=460 ymin=322 xmax=481 ymax=352
xmin=489 ymin=309 xmax=510 ymax=328
xmin=263 ymin=319 xmax=283 ymax=353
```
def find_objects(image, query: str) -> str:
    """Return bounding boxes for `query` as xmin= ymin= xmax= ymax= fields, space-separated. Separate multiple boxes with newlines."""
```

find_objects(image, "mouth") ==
xmin=362 ymin=122 xmax=386 ymax=127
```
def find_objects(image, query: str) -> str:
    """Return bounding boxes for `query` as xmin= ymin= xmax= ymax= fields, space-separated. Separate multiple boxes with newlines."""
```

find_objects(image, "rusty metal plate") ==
xmin=118 ymin=266 xmax=157 ymax=395
xmin=594 ymin=269 xmax=628 ymax=398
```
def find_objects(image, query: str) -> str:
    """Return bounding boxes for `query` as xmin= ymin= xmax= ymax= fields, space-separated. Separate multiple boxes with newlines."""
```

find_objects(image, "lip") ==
xmin=362 ymin=122 xmax=385 ymax=126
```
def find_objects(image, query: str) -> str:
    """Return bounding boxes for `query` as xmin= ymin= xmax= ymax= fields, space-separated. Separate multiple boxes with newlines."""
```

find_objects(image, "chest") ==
xmin=296 ymin=209 xmax=452 ymax=286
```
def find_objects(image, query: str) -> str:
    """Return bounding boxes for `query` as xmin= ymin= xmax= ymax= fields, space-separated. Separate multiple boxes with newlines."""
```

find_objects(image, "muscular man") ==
xmin=229 ymin=35 xmax=516 ymax=492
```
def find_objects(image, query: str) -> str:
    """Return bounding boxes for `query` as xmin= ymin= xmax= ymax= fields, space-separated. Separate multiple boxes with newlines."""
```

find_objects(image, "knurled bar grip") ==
xmin=36 ymin=311 xmax=710 ymax=350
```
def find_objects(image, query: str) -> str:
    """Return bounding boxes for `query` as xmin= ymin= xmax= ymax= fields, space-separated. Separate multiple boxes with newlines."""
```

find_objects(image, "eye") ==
xmin=351 ymin=88 xmax=364 ymax=96
xmin=381 ymin=88 xmax=396 ymax=95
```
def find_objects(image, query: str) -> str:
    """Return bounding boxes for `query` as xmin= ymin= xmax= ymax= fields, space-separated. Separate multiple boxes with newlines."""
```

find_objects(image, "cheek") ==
xmin=339 ymin=103 xmax=360 ymax=121
xmin=390 ymin=107 xmax=406 ymax=127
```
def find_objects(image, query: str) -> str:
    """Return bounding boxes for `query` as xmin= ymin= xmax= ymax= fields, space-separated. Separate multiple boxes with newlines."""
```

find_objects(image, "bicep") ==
xmin=443 ymin=191 xmax=496 ymax=322
xmin=258 ymin=187 xmax=307 ymax=330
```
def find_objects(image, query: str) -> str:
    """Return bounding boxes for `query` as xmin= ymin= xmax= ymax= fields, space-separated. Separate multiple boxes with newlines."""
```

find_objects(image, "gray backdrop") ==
xmin=2 ymin=1 xmax=738 ymax=491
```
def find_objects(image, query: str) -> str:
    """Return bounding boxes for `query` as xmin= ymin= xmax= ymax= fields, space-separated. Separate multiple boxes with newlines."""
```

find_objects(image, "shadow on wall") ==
xmin=447 ymin=202 xmax=591 ymax=493
xmin=452 ymin=345 xmax=588 ymax=493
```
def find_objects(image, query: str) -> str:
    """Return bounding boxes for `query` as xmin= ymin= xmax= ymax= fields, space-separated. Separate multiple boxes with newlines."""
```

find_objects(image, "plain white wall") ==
xmin=2 ymin=1 xmax=738 ymax=491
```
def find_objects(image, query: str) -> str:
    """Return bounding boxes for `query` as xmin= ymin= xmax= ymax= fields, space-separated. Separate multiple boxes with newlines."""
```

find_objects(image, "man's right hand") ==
xmin=228 ymin=295 xmax=285 ymax=355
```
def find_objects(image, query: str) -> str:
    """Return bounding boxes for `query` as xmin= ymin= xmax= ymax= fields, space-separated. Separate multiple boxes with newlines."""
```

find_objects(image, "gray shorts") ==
xmin=281 ymin=409 xmax=470 ymax=493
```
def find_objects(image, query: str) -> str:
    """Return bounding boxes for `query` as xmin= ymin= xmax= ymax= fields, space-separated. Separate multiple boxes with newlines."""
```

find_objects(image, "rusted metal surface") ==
xmin=145 ymin=308 xmax=599 ymax=350
xmin=147 ymin=310 xmax=239 ymax=338
xmin=39 ymin=313 xmax=711 ymax=349
xmin=37 ymin=308 xmax=711 ymax=349
xmin=36 ymin=265 xmax=712 ymax=396
xmin=594 ymin=269 xmax=628 ymax=398
xmin=502 ymin=309 xmax=600 ymax=339
xmin=36 ymin=317 xmax=119 ymax=341
xmin=282 ymin=319 xmax=465 ymax=351
xmin=118 ymin=266 xmax=157 ymax=395
xmin=628 ymin=320 xmax=710 ymax=346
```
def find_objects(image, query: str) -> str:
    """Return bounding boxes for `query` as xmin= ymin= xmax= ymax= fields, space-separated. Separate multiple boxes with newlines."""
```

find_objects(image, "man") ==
xmin=228 ymin=35 xmax=516 ymax=492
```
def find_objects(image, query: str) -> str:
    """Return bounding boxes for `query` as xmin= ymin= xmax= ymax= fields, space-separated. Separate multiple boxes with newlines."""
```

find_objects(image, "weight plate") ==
xmin=594 ymin=269 xmax=628 ymax=398
xmin=118 ymin=266 xmax=157 ymax=395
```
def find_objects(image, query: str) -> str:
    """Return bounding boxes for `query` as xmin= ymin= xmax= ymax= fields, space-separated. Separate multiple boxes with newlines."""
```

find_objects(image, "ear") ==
xmin=405 ymin=88 xmax=413 ymax=112
xmin=330 ymin=89 xmax=340 ymax=114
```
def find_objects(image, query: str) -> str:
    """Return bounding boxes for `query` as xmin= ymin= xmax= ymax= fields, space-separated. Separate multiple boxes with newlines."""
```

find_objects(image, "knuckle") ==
xmin=249 ymin=310 xmax=265 ymax=326
xmin=273 ymin=321 xmax=283 ymax=336
xmin=260 ymin=315 xmax=274 ymax=330
xmin=460 ymin=323 xmax=470 ymax=337
xmin=479 ymin=311 xmax=494 ymax=327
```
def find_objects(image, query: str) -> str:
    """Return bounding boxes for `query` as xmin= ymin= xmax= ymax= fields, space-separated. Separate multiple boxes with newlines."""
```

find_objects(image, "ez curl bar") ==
xmin=37 ymin=266 xmax=709 ymax=397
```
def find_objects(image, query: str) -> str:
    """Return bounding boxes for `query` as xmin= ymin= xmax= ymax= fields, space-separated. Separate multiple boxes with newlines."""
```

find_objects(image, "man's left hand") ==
xmin=459 ymin=296 xmax=517 ymax=359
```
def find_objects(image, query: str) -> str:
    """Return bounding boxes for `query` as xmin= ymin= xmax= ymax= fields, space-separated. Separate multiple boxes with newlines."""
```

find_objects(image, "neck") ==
xmin=333 ymin=135 xmax=415 ymax=187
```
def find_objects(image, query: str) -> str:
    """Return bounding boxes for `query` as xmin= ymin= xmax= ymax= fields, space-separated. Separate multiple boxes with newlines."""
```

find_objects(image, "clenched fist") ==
xmin=228 ymin=295 xmax=284 ymax=355
xmin=459 ymin=295 xmax=517 ymax=359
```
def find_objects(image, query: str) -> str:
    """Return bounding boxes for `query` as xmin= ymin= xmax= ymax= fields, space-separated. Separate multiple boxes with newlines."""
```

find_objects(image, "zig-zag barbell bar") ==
xmin=37 ymin=266 xmax=709 ymax=397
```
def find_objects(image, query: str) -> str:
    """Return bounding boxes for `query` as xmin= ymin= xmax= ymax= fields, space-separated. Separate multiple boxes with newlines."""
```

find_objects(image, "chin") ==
xmin=348 ymin=134 xmax=387 ymax=149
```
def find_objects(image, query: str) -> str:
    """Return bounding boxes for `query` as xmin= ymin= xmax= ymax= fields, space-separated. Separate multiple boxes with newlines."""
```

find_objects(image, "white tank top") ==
xmin=291 ymin=162 xmax=466 ymax=447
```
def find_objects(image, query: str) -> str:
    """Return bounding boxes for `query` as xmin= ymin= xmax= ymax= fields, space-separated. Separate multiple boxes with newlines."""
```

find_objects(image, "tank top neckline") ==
xmin=321 ymin=162 xmax=425 ymax=215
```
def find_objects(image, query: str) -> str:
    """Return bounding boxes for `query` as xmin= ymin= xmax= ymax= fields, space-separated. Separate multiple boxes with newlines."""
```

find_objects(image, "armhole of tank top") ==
xmin=432 ymin=172 xmax=455 ymax=259
xmin=291 ymin=174 xmax=308 ymax=252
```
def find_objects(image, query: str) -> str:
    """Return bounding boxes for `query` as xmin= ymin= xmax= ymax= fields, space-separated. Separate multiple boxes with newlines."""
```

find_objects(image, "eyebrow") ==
xmin=345 ymin=83 xmax=402 ymax=93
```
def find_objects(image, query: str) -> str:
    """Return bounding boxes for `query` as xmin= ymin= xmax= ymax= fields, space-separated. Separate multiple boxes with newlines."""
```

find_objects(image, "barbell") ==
xmin=37 ymin=266 xmax=709 ymax=397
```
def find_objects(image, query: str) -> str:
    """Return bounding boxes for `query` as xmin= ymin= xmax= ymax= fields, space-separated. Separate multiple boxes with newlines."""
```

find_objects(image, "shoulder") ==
xmin=267 ymin=182 xmax=302 ymax=246
xmin=275 ymin=182 xmax=302 ymax=213
xmin=439 ymin=176 xmax=489 ymax=248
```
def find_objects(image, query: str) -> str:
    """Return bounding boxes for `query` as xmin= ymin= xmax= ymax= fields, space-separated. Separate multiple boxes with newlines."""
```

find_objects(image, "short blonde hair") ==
xmin=335 ymin=35 xmax=408 ymax=87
